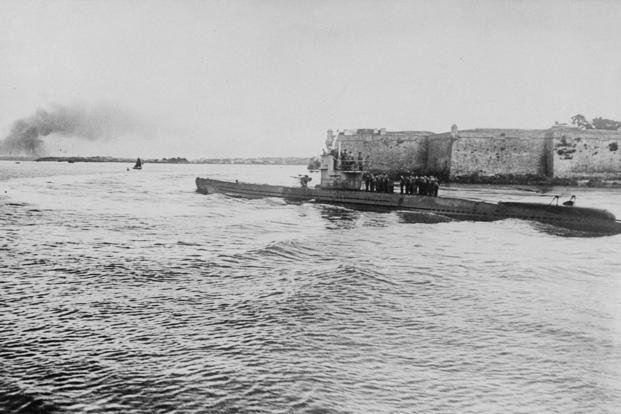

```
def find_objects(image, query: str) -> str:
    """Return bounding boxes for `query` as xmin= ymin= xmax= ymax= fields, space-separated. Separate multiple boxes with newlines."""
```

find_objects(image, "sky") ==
xmin=1 ymin=0 xmax=621 ymax=158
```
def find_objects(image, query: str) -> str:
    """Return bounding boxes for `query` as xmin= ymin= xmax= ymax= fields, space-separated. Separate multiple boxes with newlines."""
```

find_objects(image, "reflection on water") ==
xmin=1 ymin=161 xmax=621 ymax=413
xmin=317 ymin=204 xmax=360 ymax=229
xmin=529 ymin=221 xmax=610 ymax=238
xmin=396 ymin=210 xmax=454 ymax=224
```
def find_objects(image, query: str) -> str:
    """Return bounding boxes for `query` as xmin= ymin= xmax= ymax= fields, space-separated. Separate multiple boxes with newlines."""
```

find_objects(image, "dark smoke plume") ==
xmin=0 ymin=103 xmax=147 ymax=156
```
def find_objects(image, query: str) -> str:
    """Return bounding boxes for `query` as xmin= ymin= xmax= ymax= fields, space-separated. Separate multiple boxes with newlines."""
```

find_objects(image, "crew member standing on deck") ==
xmin=411 ymin=175 xmax=418 ymax=195
xmin=423 ymin=175 xmax=429 ymax=195
xmin=431 ymin=176 xmax=439 ymax=196
xmin=300 ymin=175 xmax=312 ymax=188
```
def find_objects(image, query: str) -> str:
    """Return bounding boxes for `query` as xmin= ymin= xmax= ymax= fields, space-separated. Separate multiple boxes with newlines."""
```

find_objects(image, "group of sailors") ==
xmin=399 ymin=174 xmax=440 ymax=196
xmin=327 ymin=148 xmax=364 ymax=171
xmin=362 ymin=172 xmax=392 ymax=193
xmin=362 ymin=172 xmax=440 ymax=196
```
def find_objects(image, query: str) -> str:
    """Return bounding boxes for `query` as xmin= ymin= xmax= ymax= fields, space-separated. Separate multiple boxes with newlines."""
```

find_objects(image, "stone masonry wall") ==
xmin=426 ymin=133 xmax=455 ymax=179
xmin=550 ymin=126 xmax=621 ymax=179
xmin=327 ymin=126 xmax=621 ymax=183
xmin=337 ymin=130 xmax=431 ymax=173
xmin=448 ymin=129 xmax=550 ymax=179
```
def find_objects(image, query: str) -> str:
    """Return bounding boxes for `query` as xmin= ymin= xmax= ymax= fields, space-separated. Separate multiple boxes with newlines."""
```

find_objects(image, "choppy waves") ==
xmin=1 ymin=162 xmax=621 ymax=413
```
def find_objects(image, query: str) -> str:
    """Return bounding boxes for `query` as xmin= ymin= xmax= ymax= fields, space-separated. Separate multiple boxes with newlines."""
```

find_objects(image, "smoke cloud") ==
xmin=0 ymin=103 xmax=148 ymax=156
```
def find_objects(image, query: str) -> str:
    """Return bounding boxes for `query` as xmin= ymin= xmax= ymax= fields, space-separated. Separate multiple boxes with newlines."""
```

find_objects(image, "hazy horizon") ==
xmin=2 ymin=0 xmax=621 ymax=158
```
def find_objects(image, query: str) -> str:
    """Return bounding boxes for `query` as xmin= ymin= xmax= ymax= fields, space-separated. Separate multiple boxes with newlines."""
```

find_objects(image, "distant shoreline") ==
xmin=33 ymin=156 xmax=191 ymax=164
xmin=0 ymin=156 xmax=311 ymax=165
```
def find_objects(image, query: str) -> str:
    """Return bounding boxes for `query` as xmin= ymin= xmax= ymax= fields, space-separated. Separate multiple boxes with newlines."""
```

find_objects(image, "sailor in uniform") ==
xmin=300 ymin=175 xmax=312 ymax=188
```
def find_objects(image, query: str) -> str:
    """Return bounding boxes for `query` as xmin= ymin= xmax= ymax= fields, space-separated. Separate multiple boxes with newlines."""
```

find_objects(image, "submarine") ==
xmin=196 ymin=154 xmax=621 ymax=235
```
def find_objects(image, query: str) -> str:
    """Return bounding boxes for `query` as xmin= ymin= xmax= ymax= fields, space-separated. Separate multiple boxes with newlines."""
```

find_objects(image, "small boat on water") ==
xmin=133 ymin=158 xmax=142 ymax=170
xmin=196 ymin=154 xmax=621 ymax=234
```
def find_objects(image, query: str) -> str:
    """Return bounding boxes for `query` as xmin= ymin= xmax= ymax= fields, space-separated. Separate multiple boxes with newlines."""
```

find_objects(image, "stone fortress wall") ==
xmin=331 ymin=129 xmax=431 ymax=174
xmin=333 ymin=125 xmax=621 ymax=183
xmin=549 ymin=127 xmax=621 ymax=178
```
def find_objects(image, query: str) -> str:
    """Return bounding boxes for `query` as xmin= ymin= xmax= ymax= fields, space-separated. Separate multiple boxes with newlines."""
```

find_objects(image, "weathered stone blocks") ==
xmin=330 ymin=126 xmax=621 ymax=183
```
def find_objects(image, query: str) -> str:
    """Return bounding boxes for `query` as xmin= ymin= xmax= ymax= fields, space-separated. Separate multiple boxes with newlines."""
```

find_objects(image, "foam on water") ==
xmin=1 ymin=161 xmax=621 ymax=413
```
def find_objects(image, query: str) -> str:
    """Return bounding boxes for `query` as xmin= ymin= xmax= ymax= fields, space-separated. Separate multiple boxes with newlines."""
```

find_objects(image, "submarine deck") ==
xmin=195 ymin=177 xmax=621 ymax=234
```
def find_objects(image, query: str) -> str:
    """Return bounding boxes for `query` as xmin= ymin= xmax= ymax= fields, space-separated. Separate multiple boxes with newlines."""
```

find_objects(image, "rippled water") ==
xmin=1 ymin=160 xmax=620 ymax=413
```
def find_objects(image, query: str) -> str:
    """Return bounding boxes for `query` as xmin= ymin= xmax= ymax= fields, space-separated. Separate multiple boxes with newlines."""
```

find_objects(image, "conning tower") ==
xmin=319 ymin=153 xmax=363 ymax=190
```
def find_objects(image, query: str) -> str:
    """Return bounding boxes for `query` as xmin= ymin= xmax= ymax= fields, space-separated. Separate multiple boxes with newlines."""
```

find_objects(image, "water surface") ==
xmin=1 ymin=161 xmax=620 ymax=413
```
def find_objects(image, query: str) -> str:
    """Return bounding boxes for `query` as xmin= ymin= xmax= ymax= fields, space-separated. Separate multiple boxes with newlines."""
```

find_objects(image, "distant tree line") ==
xmin=571 ymin=114 xmax=621 ymax=130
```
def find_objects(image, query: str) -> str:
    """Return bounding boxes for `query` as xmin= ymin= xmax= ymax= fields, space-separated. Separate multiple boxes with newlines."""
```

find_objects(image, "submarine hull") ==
xmin=195 ymin=177 xmax=621 ymax=234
